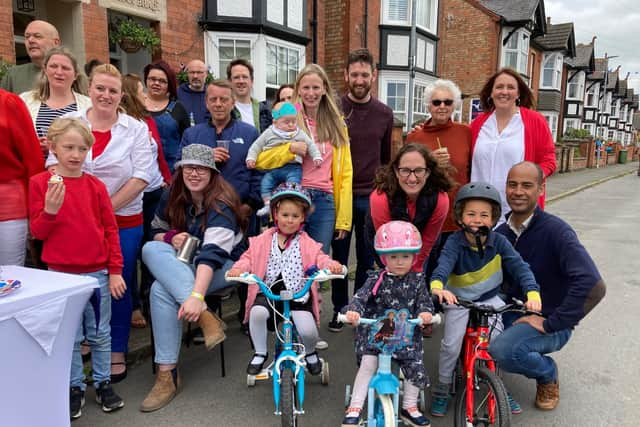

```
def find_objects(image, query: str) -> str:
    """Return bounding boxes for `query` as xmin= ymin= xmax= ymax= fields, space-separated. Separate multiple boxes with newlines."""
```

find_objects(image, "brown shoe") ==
xmin=140 ymin=369 xmax=181 ymax=412
xmin=535 ymin=380 xmax=559 ymax=410
xmin=198 ymin=310 xmax=226 ymax=350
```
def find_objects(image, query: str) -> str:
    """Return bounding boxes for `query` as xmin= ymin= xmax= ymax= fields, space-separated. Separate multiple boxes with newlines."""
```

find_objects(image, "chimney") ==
xmin=591 ymin=36 xmax=597 ymax=45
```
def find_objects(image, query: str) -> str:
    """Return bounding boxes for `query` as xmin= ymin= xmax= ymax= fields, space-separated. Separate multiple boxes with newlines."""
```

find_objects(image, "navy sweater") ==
xmin=180 ymin=119 xmax=263 ymax=210
xmin=496 ymin=207 xmax=603 ymax=333
xmin=177 ymin=83 xmax=210 ymax=125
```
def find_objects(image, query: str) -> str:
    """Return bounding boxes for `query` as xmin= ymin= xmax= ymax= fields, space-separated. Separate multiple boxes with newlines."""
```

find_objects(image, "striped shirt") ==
xmin=35 ymin=102 xmax=78 ymax=136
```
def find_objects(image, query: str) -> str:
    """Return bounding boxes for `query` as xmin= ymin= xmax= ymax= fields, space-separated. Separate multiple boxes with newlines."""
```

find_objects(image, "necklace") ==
xmin=146 ymin=98 xmax=168 ymax=112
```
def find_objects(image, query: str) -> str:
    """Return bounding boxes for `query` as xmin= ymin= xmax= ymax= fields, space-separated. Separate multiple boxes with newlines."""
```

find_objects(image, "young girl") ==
xmin=227 ymin=182 xmax=343 ymax=375
xmin=342 ymin=220 xmax=434 ymax=427
xmin=428 ymin=182 xmax=541 ymax=416
xmin=29 ymin=117 xmax=126 ymax=418
xmin=246 ymin=101 xmax=322 ymax=217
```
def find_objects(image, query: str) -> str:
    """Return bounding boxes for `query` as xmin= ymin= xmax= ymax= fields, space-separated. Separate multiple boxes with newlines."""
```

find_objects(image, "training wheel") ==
xmin=321 ymin=360 xmax=330 ymax=385
xmin=247 ymin=374 xmax=256 ymax=387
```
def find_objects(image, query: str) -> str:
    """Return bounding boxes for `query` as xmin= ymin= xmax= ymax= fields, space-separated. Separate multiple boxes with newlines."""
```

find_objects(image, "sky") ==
xmin=545 ymin=0 xmax=640 ymax=92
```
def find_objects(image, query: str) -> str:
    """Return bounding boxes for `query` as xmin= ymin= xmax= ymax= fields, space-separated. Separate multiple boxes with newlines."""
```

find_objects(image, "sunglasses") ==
xmin=431 ymin=99 xmax=454 ymax=106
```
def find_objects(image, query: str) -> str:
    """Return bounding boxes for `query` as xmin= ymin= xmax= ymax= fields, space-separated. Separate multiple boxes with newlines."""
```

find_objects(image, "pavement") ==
xmin=123 ymin=159 xmax=639 ymax=368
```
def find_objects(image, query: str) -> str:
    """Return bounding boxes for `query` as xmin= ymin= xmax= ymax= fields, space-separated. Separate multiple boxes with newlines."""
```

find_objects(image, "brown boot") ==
xmin=140 ymin=369 xmax=181 ymax=412
xmin=535 ymin=380 xmax=559 ymax=410
xmin=198 ymin=310 xmax=226 ymax=350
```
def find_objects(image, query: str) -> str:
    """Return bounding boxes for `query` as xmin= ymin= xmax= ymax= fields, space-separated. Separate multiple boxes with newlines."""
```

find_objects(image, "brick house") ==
xmin=563 ymin=41 xmax=595 ymax=136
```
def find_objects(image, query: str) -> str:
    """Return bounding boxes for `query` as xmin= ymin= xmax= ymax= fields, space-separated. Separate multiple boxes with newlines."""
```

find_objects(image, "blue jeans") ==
xmin=111 ymin=224 xmax=143 ymax=353
xmin=488 ymin=317 xmax=572 ymax=384
xmin=142 ymin=241 xmax=234 ymax=364
xmin=261 ymin=163 xmax=302 ymax=198
xmin=303 ymin=189 xmax=335 ymax=255
xmin=70 ymin=270 xmax=111 ymax=390
xmin=330 ymin=195 xmax=375 ymax=312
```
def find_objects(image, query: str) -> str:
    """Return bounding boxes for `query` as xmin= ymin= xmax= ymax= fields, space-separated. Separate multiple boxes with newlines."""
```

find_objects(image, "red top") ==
xmin=470 ymin=107 xmax=556 ymax=208
xmin=370 ymin=190 xmax=449 ymax=271
xmin=407 ymin=119 xmax=472 ymax=232
xmin=0 ymin=89 xmax=44 ymax=221
xmin=29 ymin=171 xmax=124 ymax=274
xmin=145 ymin=116 xmax=172 ymax=183
xmin=91 ymin=130 xmax=112 ymax=159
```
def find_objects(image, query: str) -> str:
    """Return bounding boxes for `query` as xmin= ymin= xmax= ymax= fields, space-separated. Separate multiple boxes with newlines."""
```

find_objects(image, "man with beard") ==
xmin=329 ymin=48 xmax=393 ymax=333
xmin=177 ymin=59 xmax=210 ymax=124
xmin=1 ymin=20 xmax=60 ymax=94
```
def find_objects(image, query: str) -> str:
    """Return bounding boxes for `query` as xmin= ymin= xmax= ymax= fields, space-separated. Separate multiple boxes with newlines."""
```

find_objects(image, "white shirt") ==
xmin=471 ymin=110 xmax=525 ymax=226
xmin=46 ymin=109 xmax=154 ymax=216
xmin=235 ymin=102 xmax=255 ymax=127
xmin=507 ymin=211 xmax=534 ymax=239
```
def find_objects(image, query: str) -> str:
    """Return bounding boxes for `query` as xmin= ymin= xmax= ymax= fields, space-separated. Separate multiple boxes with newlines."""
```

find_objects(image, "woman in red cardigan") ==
xmin=470 ymin=68 xmax=556 ymax=224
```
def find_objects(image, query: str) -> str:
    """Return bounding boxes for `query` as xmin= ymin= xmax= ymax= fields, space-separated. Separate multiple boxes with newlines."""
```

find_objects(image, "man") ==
xmin=329 ymin=49 xmax=393 ymax=332
xmin=1 ymin=20 xmax=61 ymax=94
xmin=179 ymin=80 xmax=262 ymax=329
xmin=177 ymin=59 xmax=210 ymax=124
xmin=226 ymin=58 xmax=271 ymax=132
xmin=489 ymin=161 xmax=606 ymax=410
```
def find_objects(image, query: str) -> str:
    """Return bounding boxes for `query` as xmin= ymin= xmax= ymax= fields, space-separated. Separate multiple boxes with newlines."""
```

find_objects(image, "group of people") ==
xmin=0 ymin=18 xmax=606 ymax=426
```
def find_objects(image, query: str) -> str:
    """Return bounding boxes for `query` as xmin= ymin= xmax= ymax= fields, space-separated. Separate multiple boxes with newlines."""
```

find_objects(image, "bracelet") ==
xmin=190 ymin=291 xmax=205 ymax=301
xmin=163 ymin=229 xmax=178 ymax=244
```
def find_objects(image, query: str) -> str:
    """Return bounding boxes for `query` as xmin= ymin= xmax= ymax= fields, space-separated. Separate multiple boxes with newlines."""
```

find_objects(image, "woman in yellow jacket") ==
xmin=256 ymin=63 xmax=352 ymax=251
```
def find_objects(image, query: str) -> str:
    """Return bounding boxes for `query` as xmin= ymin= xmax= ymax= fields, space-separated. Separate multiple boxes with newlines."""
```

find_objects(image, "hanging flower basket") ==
xmin=118 ymin=38 xmax=142 ymax=53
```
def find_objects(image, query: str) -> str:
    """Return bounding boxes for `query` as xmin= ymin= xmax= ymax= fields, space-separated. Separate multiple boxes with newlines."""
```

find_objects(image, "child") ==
xmin=342 ymin=220 xmax=434 ymax=427
xmin=226 ymin=182 xmax=343 ymax=375
xmin=428 ymin=182 xmax=542 ymax=417
xmin=28 ymin=118 xmax=126 ymax=419
xmin=245 ymin=101 xmax=323 ymax=216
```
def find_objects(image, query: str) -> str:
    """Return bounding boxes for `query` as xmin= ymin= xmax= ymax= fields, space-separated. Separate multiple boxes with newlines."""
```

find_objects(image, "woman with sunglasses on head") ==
xmin=369 ymin=144 xmax=453 ymax=273
xmin=406 ymin=79 xmax=471 ymax=277
xmin=470 ymin=68 xmax=556 ymax=225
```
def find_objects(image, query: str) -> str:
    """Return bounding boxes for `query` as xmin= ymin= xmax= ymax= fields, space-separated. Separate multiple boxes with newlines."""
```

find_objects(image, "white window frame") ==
xmin=379 ymin=71 xmax=437 ymax=130
xmin=564 ymin=118 xmax=580 ymax=133
xmin=541 ymin=52 xmax=563 ymax=90
xmin=501 ymin=28 xmax=530 ymax=75
xmin=585 ymin=83 xmax=598 ymax=107
xmin=382 ymin=0 xmax=438 ymax=33
xmin=582 ymin=123 xmax=595 ymax=137
xmin=611 ymin=99 xmax=618 ymax=118
xmin=542 ymin=112 xmax=559 ymax=140
xmin=566 ymin=71 xmax=584 ymax=100
xmin=265 ymin=38 xmax=304 ymax=90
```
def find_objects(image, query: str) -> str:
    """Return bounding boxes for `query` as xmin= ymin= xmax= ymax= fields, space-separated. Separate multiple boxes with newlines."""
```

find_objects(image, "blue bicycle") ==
xmin=227 ymin=267 xmax=347 ymax=426
xmin=338 ymin=311 xmax=441 ymax=427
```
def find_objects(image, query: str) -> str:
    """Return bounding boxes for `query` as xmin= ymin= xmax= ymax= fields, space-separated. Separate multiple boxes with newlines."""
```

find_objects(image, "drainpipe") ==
xmin=363 ymin=0 xmax=368 ymax=48
xmin=312 ymin=0 xmax=318 ymax=63
xmin=407 ymin=0 xmax=417 ymax=130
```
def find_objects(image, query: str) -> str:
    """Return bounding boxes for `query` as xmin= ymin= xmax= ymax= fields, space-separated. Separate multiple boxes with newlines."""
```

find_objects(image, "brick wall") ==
xmin=0 ymin=0 xmax=14 ymax=62
xmin=323 ymin=0 xmax=348 ymax=94
xmin=82 ymin=1 xmax=109 ymax=64
xmin=157 ymin=0 xmax=204 ymax=72
xmin=437 ymin=0 xmax=500 ymax=122
xmin=529 ymin=46 xmax=542 ymax=105
xmin=306 ymin=0 xmax=325 ymax=66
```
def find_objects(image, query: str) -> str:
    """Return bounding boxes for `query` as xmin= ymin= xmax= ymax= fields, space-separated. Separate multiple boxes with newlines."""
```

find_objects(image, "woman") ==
xmin=140 ymin=144 xmax=246 ymax=412
xmin=370 ymin=144 xmax=452 ymax=272
xmin=143 ymin=60 xmax=190 ymax=172
xmin=47 ymin=64 xmax=154 ymax=382
xmin=0 ymin=89 xmax=43 ymax=265
xmin=471 ymin=68 xmax=556 ymax=222
xmin=20 ymin=47 xmax=90 ymax=159
xmin=407 ymin=79 xmax=472 ymax=275
xmin=121 ymin=73 xmax=172 ymax=328
xmin=275 ymin=83 xmax=294 ymax=103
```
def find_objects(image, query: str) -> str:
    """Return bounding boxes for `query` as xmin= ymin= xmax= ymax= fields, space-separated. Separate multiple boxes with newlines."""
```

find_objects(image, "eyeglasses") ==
xmin=183 ymin=165 xmax=210 ymax=175
xmin=431 ymin=99 xmax=454 ymax=106
xmin=396 ymin=167 xmax=429 ymax=178
xmin=147 ymin=77 xmax=168 ymax=85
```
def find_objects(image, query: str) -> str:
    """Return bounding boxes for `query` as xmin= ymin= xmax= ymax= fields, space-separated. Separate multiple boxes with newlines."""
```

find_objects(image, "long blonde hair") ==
xmin=294 ymin=64 xmax=348 ymax=147
xmin=34 ymin=47 xmax=88 ymax=101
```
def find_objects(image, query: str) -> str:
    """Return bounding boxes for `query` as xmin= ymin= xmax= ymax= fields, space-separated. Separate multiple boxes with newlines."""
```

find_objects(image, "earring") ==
xmin=515 ymin=97 xmax=521 ymax=106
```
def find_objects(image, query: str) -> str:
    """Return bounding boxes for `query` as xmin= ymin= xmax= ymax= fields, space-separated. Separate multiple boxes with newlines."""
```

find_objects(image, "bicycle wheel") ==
xmin=453 ymin=365 xmax=510 ymax=427
xmin=280 ymin=368 xmax=297 ymax=427
xmin=373 ymin=394 xmax=395 ymax=427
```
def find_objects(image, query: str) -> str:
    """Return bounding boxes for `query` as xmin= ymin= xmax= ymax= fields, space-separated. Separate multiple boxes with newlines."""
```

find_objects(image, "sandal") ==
xmin=110 ymin=361 xmax=127 ymax=383
xmin=247 ymin=353 xmax=268 ymax=375
xmin=131 ymin=309 xmax=147 ymax=328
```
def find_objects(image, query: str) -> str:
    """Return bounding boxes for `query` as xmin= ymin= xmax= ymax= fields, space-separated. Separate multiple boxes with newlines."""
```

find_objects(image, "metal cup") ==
xmin=176 ymin=235 xmax=201 ymax=264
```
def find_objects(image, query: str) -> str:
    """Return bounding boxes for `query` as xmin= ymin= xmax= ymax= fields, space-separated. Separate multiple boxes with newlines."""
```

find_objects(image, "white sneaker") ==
xmin=256 ymin=202 xmax=270 ymax=217
xmin=316 ymin=338 xmax=329 ymax=350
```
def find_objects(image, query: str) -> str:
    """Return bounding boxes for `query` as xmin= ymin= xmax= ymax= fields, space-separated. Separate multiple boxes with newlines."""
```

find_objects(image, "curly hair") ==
xmin=374 ymin=143 xmax=453 ymax=196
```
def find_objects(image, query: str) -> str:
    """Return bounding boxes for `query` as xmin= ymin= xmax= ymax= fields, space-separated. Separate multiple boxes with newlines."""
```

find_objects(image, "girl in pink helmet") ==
xmin=341 ymin=220 xmax=435 ymax=427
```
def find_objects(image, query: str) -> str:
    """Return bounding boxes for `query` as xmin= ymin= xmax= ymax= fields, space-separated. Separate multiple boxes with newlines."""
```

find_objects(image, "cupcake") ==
xmin=48 ymin=174 xmax=63 ymax=185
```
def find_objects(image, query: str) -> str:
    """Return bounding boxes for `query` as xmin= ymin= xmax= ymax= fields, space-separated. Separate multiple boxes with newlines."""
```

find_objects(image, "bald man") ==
xmin=177 ymin=59 xmax=210 ymax=124
xmin=1 ymin=20 xmax=61 ymax=94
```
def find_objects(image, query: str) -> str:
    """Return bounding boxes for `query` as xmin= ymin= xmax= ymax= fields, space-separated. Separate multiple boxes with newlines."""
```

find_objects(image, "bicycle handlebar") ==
xmin=337 ymin=312 xmax=442 ymax=327
xmin=225 ymin=266 xmax=348 ymax=301
xmin=454 ymin=297 xmax=541 ymax=317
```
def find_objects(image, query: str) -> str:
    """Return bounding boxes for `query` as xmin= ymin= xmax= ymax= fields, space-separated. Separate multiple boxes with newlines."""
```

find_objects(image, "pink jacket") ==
xmin=233 ymin=227 xmax=336 ymax=325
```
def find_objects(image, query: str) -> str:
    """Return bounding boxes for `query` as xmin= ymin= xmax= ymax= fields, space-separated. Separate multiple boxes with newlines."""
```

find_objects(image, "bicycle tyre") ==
xmin=453 ymin=365 xmax=510 ymax=427
xmin=374 ymin=394 xmax=395 ymax=427
xmin=280 ymin=369 xmax=297 ymax=427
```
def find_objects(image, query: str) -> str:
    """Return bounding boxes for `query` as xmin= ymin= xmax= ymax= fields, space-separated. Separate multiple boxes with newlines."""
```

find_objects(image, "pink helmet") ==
xmin=374 ymin=221 xmax=422 ymax=255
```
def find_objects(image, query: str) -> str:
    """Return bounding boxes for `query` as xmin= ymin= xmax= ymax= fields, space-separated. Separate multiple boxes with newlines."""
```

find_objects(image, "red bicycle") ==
xmin=451 ymin=298 xmax=535 ymax=427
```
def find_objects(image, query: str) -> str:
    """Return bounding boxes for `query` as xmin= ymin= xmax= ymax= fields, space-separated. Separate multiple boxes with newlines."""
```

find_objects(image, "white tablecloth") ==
xmin=0 ymin=265 xmax=98 ymax=427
